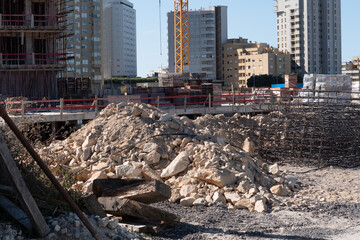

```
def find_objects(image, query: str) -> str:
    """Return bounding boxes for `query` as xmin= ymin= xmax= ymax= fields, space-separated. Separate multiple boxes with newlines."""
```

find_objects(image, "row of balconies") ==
xmin=0 ymin=14 xmax=66 ymax=30
xmin=0 ymin=52 xmax=68 ymax=68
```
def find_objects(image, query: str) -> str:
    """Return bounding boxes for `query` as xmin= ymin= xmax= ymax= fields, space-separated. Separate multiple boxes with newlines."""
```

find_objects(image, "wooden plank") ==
xmin=0 ymin=134 xmax=50 ymax=237
xmin=93 ymin=179 xmax=171 ymax=204
xmin=0 ymin=194 xmax=33 ymax=232
xmin=98 ymin=198 xmax=180 ymax=226
xmin=80 ymin=193 xmax=107 ymax=218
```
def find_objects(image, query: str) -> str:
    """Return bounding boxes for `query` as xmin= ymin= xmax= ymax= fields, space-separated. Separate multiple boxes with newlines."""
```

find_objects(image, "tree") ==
xmin=247 ymin=75 xmax=284 ymax=88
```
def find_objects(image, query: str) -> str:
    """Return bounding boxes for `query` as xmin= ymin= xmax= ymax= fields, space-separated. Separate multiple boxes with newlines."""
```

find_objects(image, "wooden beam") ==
xmin=80 ymin=194 xmax=106 ymax=218
xmin=93 ymin=179 xmax=171 ymax=204
xmin=0 ymin=134 xmax=50 ymax=237
xmin=98 ymin=198 xmax=180 ymax=226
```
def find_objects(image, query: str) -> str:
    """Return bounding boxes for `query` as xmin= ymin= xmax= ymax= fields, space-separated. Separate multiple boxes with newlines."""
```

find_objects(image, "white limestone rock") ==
xmin=161 ymin=151 xmax=190 ymax=178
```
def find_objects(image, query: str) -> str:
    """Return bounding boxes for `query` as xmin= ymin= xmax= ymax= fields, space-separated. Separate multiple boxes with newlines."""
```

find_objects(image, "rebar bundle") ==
xmin=257 ymin=90 xmax=360 ymax=168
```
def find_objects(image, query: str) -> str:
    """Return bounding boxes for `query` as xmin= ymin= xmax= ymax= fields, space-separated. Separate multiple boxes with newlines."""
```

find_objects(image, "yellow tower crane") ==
xmin=174 ymin=0 xmax=189 ymax=73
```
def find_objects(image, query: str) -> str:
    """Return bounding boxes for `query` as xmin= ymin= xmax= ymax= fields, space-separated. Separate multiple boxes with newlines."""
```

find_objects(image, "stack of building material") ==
xmin=159 ymin=73 xmax=190 ymax=87
xmin=353 ymin=81 xmax=360 ymax=103
xmin=284 ymin=75 xmax=298 ymax=88
xmin=301 ymin=74 xmax=352 ymax=103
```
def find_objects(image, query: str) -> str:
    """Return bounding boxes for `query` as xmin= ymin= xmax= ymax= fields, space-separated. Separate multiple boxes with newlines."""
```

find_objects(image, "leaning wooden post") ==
xmin=0 ymin=133 xmax=50 ymax=237
xmin=0 ymin=106 xmax=103 ymax=240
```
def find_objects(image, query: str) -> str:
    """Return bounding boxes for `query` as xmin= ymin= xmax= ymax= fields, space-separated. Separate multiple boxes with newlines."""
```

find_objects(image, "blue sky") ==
xmin=131 ymin=0 xmax=360 ymax=77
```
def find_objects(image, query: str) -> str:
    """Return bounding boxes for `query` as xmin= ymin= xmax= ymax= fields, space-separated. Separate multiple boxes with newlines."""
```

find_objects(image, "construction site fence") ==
xmin=2 ymin=91 xmax=277 ymax=116
xmin=2 ymin=89 xmax=360 ymax=116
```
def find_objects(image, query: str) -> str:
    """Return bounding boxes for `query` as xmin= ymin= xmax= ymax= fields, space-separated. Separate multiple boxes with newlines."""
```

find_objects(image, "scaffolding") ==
xmin=0 ymin=0 xmax=73 ymax=99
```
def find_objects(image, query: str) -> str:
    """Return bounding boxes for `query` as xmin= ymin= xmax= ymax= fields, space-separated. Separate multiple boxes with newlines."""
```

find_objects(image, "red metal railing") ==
xmin=3 ymin=92 xmax=275 ymax=117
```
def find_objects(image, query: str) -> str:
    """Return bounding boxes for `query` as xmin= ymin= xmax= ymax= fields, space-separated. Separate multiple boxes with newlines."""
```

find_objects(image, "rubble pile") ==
xmin=39 ymin=102 xmax=299 ymax=213
xmin=0 ymin=212 xmax=140 ymax=240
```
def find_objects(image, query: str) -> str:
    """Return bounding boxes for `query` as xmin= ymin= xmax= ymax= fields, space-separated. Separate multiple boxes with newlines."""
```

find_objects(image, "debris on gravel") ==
xmin=0 ymin=212 xmax=142 ymax=240
xmin=39 ymin=102 xmax=299 ymax=213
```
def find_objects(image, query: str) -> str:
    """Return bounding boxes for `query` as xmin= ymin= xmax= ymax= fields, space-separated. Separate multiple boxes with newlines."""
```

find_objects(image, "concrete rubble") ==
xmin=0 ymin=212 xmax=141 ymax=240
xmin=39 ymin=102 xmax=299 ymax=214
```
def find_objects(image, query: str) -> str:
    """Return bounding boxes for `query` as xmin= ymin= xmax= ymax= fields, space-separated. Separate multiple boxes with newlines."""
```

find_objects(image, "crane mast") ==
xmin=174 ymin=0 xmax=189 ymax=73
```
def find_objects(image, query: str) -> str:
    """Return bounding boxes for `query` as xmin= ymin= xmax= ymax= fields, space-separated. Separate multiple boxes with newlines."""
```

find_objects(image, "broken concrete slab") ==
xmin=93 ymin=179 xmax=171 ymax=204
xmin=98 ymin=198 xmax=180 ymax=226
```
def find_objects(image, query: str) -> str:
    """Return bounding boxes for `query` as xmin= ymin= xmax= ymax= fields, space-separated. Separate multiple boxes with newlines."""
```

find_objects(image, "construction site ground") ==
xmin=152 ymin=164 xmax=360 ymax=240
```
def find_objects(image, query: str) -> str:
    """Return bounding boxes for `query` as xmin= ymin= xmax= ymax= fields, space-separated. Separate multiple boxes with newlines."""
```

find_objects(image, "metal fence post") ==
xmin=157 ymin=96 xmax=160 ymax=109
xmin=60 ymin=98 xmax=64 ymax=120
xmin=232 ymin=84 xmax=235 ymax=105
xmin=21 ymin=101 xmax=25 ymax=117
xmin=184 ymin=95 xmax=187 ymax=112
xmin=95 ymin=96 xmax=99 ymax=115
xmin=32 ymin=53 xmax=35 ymax=65
xmin=31 ymin=14 xmax=34 ymax=28
xmin=208 ymin=93 xmax=211 ymax=108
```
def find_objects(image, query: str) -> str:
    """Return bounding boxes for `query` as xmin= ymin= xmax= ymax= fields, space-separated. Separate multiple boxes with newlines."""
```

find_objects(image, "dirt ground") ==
xmin=151 ymin=164 xmax=360 ymax=240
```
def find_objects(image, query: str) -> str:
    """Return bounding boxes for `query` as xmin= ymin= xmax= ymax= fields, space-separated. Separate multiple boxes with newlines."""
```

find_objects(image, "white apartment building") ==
xmin=167 ymin=6 xmax=228 ymax=80
xmin=102 ymin=0 xmax=137 ymax=79
xmin=274 ymin=0 xmax=341 ymax=74
xmin=66 ymin=0 xmax=102 ymax=89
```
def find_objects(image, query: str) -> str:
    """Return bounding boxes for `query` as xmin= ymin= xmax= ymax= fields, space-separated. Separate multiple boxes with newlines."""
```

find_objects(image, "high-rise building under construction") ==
xmin=0 ymin=0 xmax=72 ymax=99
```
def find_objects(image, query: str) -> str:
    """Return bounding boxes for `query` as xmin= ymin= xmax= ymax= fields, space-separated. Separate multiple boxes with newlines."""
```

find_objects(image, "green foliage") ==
xmin=104 ymin=77 xmax=158 ymax=87
xmin=247 ymin=75 xmax=285 ymax=88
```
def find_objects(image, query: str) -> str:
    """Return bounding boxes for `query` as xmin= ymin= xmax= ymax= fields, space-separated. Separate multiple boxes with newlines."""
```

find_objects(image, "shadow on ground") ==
xmin=153 ymin=222 xmax=325 ymax=240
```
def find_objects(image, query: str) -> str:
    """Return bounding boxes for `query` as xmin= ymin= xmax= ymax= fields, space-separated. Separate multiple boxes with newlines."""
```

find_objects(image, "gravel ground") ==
xmin=149 ymin=165 xmax=360 ymax=240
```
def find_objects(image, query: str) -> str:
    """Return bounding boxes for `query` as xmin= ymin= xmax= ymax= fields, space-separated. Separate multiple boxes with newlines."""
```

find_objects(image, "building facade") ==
xmin=66 ymin=0 xmax=102 ymax=90
xmin=102 ymin=0 xmax=137 ymax=80
xmin=0 ymin=0 xmax=70 ymax=99
xmin=223 ymin=38 xmax=291 ymax=87
xmin=274 ymin=0 xmax=341 ymax=74
xmin=342 ymin=56 xmax=360 ymax=82
xmin=168 ymin=6 xmax=228 ymax=80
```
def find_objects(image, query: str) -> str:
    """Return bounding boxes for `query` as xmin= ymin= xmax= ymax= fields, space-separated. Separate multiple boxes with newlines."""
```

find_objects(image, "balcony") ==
xmin=0 ymin=52 xmax=69 ymax=70
xmin=0 ymin=14 xmax=67 ymax=32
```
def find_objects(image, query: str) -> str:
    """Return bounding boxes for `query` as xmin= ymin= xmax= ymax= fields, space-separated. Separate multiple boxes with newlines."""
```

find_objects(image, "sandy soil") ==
xmin=151 ymin=164 xmax=360 ymax=240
